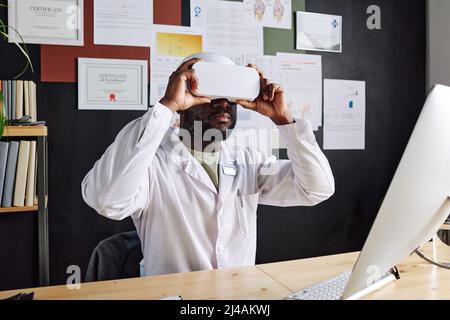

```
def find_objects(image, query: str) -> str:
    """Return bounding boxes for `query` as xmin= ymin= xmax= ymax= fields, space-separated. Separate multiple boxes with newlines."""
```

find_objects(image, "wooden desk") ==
xmin=0 ymin=266 xmax=291 ymax=300
xmin=258 ymin=243 xmax=450 ymax=300
xmin=1 ymin=243 xmax=449 ymax=300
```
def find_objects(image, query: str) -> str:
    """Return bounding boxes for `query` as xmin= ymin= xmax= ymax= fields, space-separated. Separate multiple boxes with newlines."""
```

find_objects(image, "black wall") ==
xmin=0 ymin=0 xmax=426 ymax=290
xmin=257 ymin=0 xmax=426 ymax=262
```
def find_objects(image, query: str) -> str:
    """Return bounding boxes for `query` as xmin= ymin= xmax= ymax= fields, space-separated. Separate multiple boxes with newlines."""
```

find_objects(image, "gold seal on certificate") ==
xmin=7 ymin=0 xmax=84 ymax=46
xmin=78 ymin=58 xmax=148 ymax=111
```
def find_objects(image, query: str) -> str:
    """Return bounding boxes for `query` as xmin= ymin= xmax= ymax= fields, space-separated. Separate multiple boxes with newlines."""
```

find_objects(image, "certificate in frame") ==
xmin=78 ymin=58 xmax=148 ymax=111
xmin=8 ymin=0 xmax=84 ymax=46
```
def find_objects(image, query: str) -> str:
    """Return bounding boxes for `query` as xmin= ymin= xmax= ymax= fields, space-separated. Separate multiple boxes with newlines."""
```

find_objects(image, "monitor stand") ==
xmin=347 ymin=196 xmax=450 ymax=300
xmin=345 ymin=272 xmax=397 ymax=300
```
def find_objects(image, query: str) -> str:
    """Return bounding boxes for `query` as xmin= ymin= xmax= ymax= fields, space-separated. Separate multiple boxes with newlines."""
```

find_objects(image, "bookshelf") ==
xmin=0 ymin=126 xmax=49 ymax=286
xmin=2 ymin=126 xmax=48 ymax=138
xmin=0 ymin=205 xmax=38 ymax=213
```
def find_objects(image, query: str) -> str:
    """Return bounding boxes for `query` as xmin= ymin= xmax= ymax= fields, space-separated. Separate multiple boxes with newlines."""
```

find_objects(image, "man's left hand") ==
xmin=237 ymin=64 xmax=294 ymax=126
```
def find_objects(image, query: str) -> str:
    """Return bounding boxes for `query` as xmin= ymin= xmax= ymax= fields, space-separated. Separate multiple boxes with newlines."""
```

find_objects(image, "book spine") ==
xmin=24 ymin=81 xmax=30 ymax=118
xmin=13 ymin=140 xmax=31 ymax=207
xmin=0 ymin=142 xmax=9 ymax=203
xmin=25 ymin=141 xmax=36 ymax=207
xmin=9 ymin=80 xmax=12 ymax=120
xmin=0 ymin=81 xmax=3 ymax=119
xmin=11 ymin=81 xmax=16 ymax=120
xmin=4 ymin=80 xmax=9 ymax=121
xmin=16 ymin=80 xmax=24 ymax=120
xmin=30 ymin=81 xmax=37 ymax=122
xmin=2 ymin=141 xmax=19 ymax=207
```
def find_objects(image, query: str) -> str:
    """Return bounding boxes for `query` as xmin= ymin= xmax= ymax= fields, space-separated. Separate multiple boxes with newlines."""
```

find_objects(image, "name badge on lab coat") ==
xmin=222 ymin=166 xmax=237 ymax=176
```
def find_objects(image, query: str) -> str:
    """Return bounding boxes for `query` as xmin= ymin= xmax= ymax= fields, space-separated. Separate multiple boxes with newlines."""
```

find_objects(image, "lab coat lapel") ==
xmin=181 ymin=159 xmax=218 ymax=194
xmin=161 ymin=129 xmax=218 ymax=194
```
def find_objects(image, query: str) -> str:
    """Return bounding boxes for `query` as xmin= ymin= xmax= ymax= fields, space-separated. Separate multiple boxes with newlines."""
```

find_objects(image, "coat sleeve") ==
xmin=258 ymin=119 xmax=335 ymax=207
xmin=81 ymin=103 xmax=174 ymax=220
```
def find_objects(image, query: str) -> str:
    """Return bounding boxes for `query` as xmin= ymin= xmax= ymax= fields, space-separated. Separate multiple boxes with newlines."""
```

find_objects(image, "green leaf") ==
xmin=0 ymin=27 xmax=34 ymax=78
xmin=7 ymin=25 xmax=34 ymax=70
xmin=0 ymin=19 xmax=6 ymax=41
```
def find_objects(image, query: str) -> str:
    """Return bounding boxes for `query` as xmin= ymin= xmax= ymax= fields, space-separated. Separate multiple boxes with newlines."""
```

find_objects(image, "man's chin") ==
xmin=206 ymin=120 xmax=230 ymax=130
xmin=204 ymin=124 xmax=234 ymax=140
xmin=217 ymin=123 xmax=232 ymax=132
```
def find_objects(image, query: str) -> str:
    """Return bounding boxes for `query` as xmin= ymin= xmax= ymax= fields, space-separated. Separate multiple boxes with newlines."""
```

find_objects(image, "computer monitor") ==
xmin=342 ymin=84 xmax=450 ymax=299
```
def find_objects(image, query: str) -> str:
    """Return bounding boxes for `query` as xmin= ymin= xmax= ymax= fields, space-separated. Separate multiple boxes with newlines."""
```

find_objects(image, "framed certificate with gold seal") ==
xmin=78 ymin=58 xmax=148 ymax=111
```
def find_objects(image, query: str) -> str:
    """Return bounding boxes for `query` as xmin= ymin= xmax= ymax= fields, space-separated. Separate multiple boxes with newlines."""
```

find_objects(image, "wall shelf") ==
xmin=0 ymin=125 xmax=49 ymax=286
xmin=2 ymin=126 xmax=48 ymax=137
xmin=0 ymin=206 xmax=38 ymax=214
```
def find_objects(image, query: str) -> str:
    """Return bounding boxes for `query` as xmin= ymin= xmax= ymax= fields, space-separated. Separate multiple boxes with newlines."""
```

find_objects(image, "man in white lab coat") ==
xmin=81 ymin=53 xmax=335 ymax=277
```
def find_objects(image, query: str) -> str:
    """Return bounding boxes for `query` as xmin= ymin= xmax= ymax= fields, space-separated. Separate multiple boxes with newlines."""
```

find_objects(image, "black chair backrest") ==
xmin=85 ymin=231 xmax=143 ymax=282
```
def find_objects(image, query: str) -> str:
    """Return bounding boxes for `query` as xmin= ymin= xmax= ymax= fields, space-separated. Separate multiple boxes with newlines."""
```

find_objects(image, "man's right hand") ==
xmin=159 ymin=58 xmax=211 ymax=113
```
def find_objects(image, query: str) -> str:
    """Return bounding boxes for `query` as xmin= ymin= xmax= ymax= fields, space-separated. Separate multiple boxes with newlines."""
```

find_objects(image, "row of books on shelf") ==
xmin=0 ymin=140 xmax=38 ymax=208
xmin=0 ymin=80 xmax=38 ymax=123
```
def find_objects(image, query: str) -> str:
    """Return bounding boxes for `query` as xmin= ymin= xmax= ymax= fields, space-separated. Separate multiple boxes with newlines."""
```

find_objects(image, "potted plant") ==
xmin=0 ymin=3 xmax=34 ymax=138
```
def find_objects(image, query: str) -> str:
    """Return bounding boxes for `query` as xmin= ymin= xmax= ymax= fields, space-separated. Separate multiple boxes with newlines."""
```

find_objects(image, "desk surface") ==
xmin=1 ymin=242 xmax=449 ymax=300
xmin=0 ymin=266 xmax=291 ymax=300
xmin=258 ymin=243 xmax=450 ymax=300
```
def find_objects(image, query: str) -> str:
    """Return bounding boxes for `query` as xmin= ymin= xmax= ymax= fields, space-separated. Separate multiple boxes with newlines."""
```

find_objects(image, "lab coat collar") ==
xmin=160 ymin=129 xmax=240 ymax=199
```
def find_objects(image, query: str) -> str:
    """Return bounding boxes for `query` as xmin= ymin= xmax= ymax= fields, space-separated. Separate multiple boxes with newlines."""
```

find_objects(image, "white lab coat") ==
xmin=81 ymin=102 xmax=335 ymax=276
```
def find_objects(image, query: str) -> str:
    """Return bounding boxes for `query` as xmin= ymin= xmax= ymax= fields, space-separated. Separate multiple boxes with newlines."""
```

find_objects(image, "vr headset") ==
xmin=188 ymin=61 xmax=261 ymax=102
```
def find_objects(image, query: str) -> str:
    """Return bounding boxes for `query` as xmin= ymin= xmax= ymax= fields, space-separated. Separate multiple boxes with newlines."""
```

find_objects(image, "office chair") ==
xmin=85 ymin=231 xmax=143 ymax=282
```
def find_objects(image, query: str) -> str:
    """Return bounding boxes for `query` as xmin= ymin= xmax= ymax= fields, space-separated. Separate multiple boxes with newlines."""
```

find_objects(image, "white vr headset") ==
xmin=182 ymin=53 xmax=261 ymax=102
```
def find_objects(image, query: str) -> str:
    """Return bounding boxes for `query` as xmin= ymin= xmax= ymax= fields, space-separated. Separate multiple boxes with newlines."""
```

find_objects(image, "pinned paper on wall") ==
xmin=243 ymin=0 xmax=292 ymax=29
xmin=190 ymin=0 xmax=264 ymax=59
xmin=150 ymin=25 xmax=203 ymax=106
xmin=94 ymin=0 xmax=153 ymax=47
xmin=277 ymin=52 xmax=323 ymax=131
xmin=296 ymin=11 xmax=342 ymax=53
xmin=323 ymin=79 xmax=366 ymax=150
